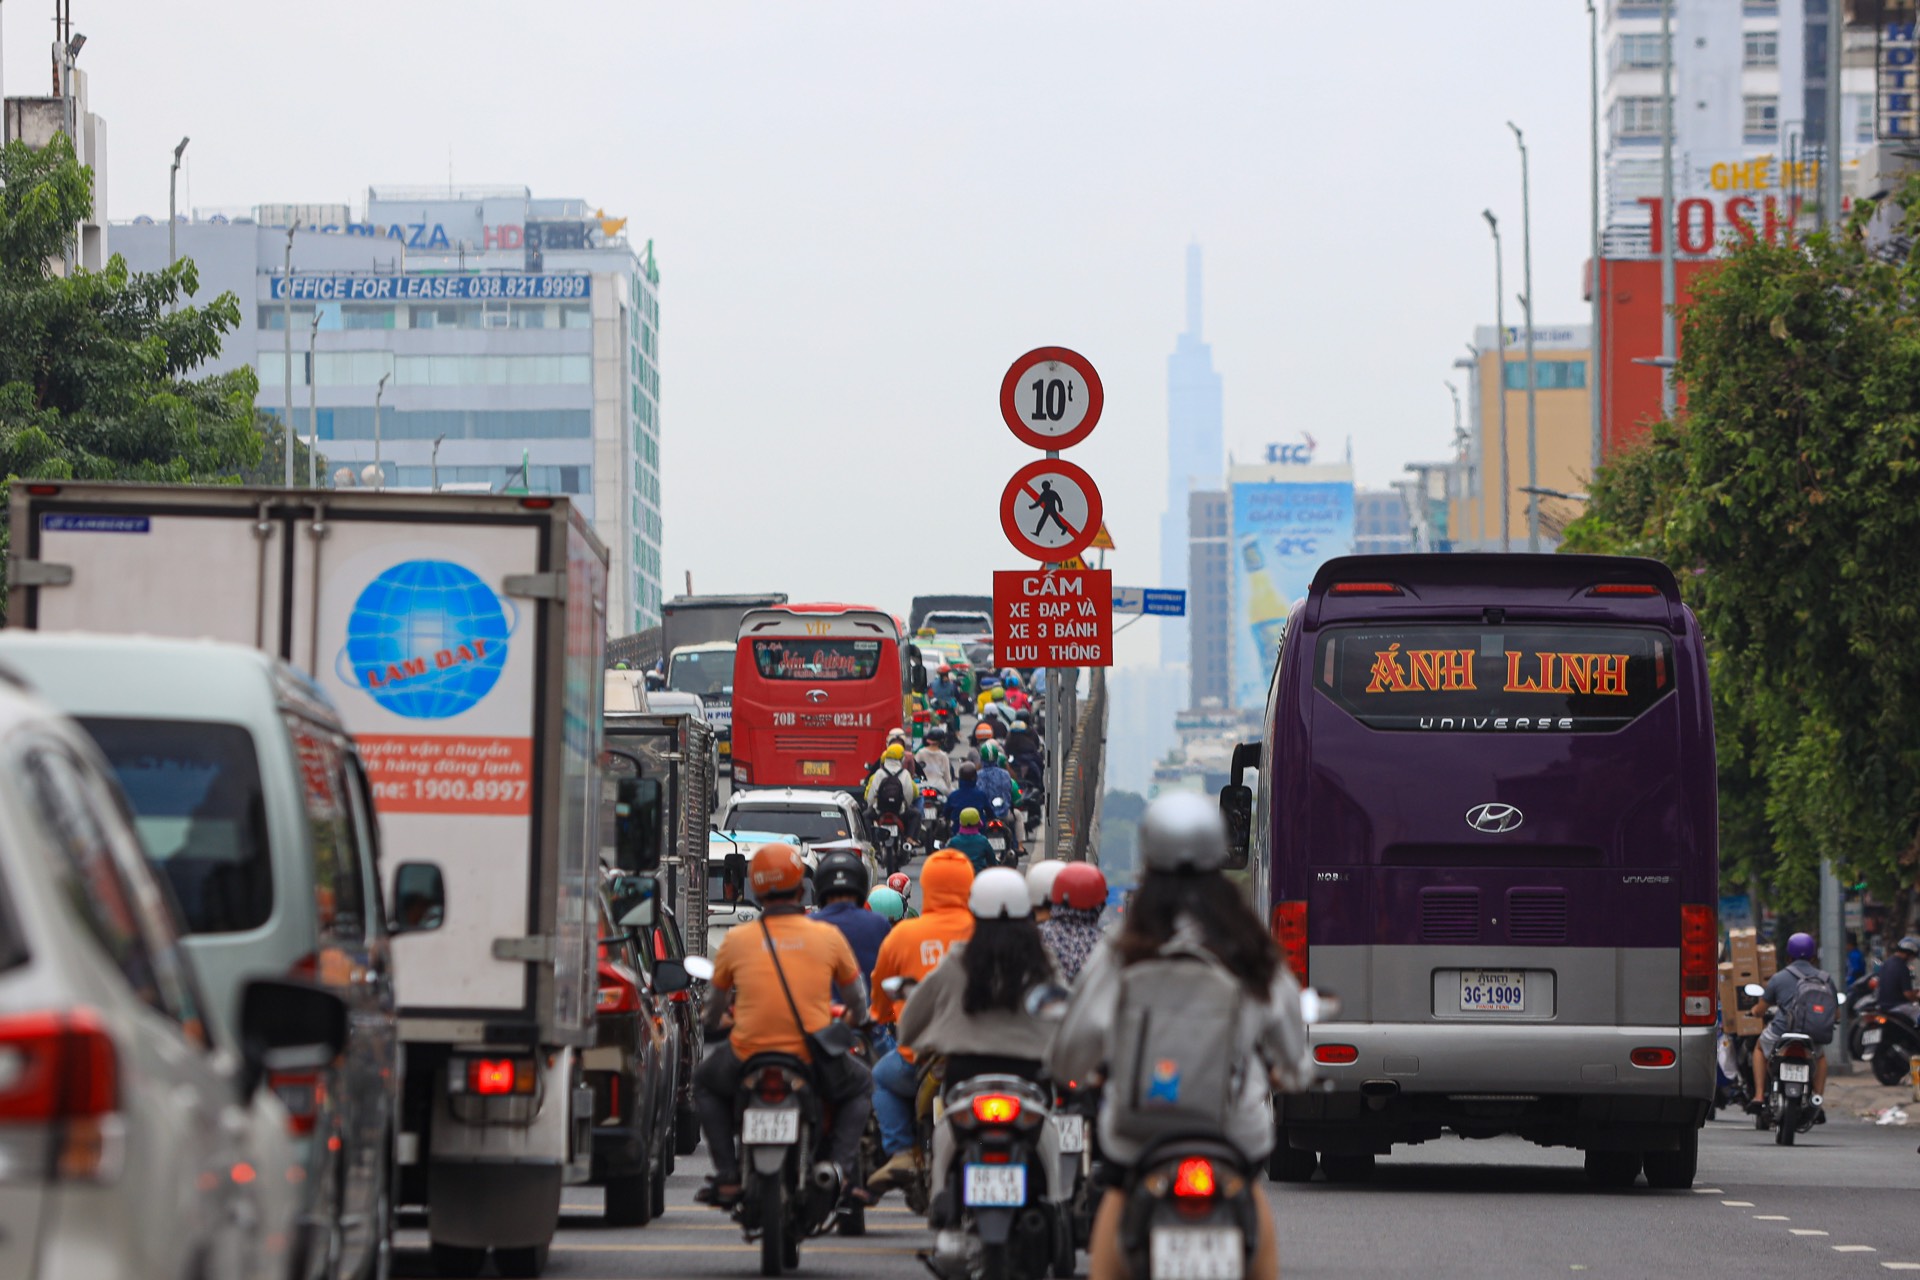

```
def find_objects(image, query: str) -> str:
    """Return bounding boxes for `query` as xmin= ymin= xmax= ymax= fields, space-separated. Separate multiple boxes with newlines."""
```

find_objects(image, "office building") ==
xmin=1186 ymin=489 xmax=1229 ymax=710
xmin=111 ymin=187 xmax=664 ymax=632
xmin=1354 ymin=489 xmax=1413 ymax=555
xmin=1450 ymin=325 xmax=1593 ymax=551
xmin=1159 ymin=245 xmax=1224 ymax=667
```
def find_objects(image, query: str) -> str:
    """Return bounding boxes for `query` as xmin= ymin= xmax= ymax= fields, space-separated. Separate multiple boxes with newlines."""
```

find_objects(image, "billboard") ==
xmin=1229 ymin=476 xmax=1354 ymax=709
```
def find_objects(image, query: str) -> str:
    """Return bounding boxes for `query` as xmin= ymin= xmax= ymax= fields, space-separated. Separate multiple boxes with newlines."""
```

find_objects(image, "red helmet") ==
xmin=887 ymin=872 xmax=912 ymax=896
xmin=1051 ymin=863 xmax=1108 ymax=912
xmin=749 ymin=842 xmax=807 ymax=896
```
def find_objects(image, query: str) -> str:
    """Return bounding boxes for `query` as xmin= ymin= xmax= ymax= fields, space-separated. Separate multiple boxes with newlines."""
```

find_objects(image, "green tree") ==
xmin=1564 ymin=183 xmax=1920 ymax=920
xmin=0 ymin=133 xmax=300 ymax=609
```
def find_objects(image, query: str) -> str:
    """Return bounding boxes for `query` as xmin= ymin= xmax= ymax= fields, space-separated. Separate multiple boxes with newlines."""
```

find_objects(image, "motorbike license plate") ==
xmin=1779 ymin=1062 xmax=1811 ymax=1083
xmin=1150 ymin=1226 xmax=1245 ymax=1280
xmin=801 ymin=760 xmax=832 ymax=778
xmin=1459 ymin=971 xmax=1526 ymax=1013
xmin=1051 ymin=1114 xmax=1086 ymax=1153
xmin=742 ymin=1108 xmax=799 ymax=1145
xmin=1864 ymin=1028 xmax=1882 ymax=1048
xmin=963 ymin=1163 xmax=1027 ymax=1207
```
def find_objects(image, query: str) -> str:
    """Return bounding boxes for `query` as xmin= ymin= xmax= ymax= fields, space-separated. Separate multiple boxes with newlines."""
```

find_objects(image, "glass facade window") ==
xmin=301 ymin=406 xmax=593 ymax=441
xmin=342 ymin=306 xmax=395 ymax=330
xmin=1616 ymin=97 xmax=1668 ymax=138
xmin=258 ymin=305 xmax=317 ymax=330
xmin=1743 ymin=31 xmax=1778 ymax=68
xmin=1502 ymin=359 xmax=1588 ymax=391
xmin=388 ymin=464 xmax=587 ymax=494
xmin=262 ymin=353 xmax=591 ymax=389
xmin=1614 ymin=32 xmax=1666 ymax=69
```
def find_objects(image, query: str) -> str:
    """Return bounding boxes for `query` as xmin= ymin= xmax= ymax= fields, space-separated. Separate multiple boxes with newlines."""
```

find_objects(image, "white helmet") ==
xmin=1026 ymin=859 xmax=1068 ymax=908
xmin=1140 ymin=792 xmax=1229 ymax=874
xmin=970 ymin=867 xmax=1032 ymax=920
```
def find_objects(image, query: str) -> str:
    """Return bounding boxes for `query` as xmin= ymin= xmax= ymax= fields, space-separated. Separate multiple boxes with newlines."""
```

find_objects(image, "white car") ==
xmin=717 ymin=789 xmax=885 ymax=897
xmin=0 ymin=679 xmax=346 ymax=1280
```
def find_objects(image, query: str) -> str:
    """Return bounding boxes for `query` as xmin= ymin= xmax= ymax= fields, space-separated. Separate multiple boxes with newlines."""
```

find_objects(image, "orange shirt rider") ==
xmin=867 ymin=847 xmax=975 ymax=1061
xmin=711 ymin=911 xmax=860 ymax=1061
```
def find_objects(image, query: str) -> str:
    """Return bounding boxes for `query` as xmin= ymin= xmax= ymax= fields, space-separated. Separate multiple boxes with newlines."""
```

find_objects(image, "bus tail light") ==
xmin=1586 ymin=583 xmax=1660 ymax=596
xmin=1630 ymin=1047 xmax=1676 ymax=1068
xmin=1313 ymin=1044 xmax=1358 ymax=1065
xmin=1680 ymin=904 xmax=1716 ymax=1026
xmin=1272 ymin=901 xmax=1308 ymax=985
xmin=1329 ymin=582 xmax=1404 ymax=596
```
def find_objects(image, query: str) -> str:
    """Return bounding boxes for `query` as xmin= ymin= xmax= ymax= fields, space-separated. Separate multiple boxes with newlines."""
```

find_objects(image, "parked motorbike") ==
xmin=1861 ymin=1007 xmax=1920 ymax=1088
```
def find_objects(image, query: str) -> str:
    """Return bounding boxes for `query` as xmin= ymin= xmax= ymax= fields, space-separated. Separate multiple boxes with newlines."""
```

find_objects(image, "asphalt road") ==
xmin=393 ymin=1104 xmax=1920 ymax=1278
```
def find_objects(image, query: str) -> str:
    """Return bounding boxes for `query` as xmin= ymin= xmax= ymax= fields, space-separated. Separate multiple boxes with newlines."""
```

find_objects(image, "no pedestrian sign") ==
xmin=999 ymin=458 xmax=1104 ymax=563
xmin=994 ymin=569 xmax=1113 ymax=668
xmin=1000 ymin=347 xmax=1104 ymax=451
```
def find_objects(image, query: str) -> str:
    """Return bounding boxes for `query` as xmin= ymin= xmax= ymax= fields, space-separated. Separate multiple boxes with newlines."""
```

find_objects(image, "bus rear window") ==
xmin=1315 ymin=625 xmax=1674 ymax=732
xmin=750 ymin=639 xmax=881 ymax=682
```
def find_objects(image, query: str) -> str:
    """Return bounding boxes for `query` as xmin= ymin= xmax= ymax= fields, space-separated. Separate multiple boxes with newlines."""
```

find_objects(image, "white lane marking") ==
xmin=1791 ymin=1229 xmax=1830 ymax=1237
xmin=1835 ymin=1246 xmax=1879 ymax=1253
xmin=1754 ymin=1215 xmax=1790 ymax=1221
xmin=1721 ymin=1200 xmax=1755 ymax=1207
xmin=1693 ymin=1187 xmax=1725 ymax=1194
xmin=1879 ymin=1263 xmax=1920 ymax=1271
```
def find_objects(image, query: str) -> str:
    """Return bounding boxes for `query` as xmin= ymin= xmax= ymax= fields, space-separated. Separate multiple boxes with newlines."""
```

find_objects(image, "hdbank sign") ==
xmin=1230 ymin=481 xmax=1354 ymax=709
xmin=343 ymin=560 xmax=512 ymax=719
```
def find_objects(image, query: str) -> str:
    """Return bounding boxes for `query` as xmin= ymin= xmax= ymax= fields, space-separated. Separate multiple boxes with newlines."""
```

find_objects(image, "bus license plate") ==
xmin=1052 ymin=1114 xmax=1086 ymax=1153
xmin=1459 ymin=971 xmax=1526 ymax=1013
xmin=742 ymin=1108 xmax=799 ymax=1145
xmin=1149 ymin=1226 xmax=1244 ymax=1280
xmin=963 ymin=1163 xmax=1026 ymax=1207
xmin=1780 ymin=1062 xmax=1811 ymax=1083
xmin=801 ymin=760 xmax=832 ymax=778
xmin=1864 ymin=1028 xmax=1882 ymax=1048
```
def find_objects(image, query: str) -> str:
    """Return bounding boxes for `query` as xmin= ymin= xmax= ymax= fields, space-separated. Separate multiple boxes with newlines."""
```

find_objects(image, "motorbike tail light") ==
xmin=1272 ymin=901 xmax=1308 ymax=985
xmin=1630 ymin=1047 xmax=1676 ymax=1068
xmin=469 ymin=1059 xmax=517 ymax=1096
xmin=972 ymin=1093 xmax=1022 ymax=1125
xmin=1679 ymin=904 xmax=1716 ymax=1026
xmin=1314 ymin=1044 xmax=1358 ymax=1065
xmin=756 ymin=1069 xmax=791 ymax=1103
xmin=1780 ymin=1041 xmax=1812 ymax=1061
xmin=1172 ymin=1158 xmax=1217 ymax=1199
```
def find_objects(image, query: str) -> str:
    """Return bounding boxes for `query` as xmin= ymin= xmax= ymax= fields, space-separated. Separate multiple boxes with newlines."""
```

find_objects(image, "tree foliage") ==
xmin=1563 ymin=181 xmax=1920 ymax=918
xmin=0 ymin=133 xmax=306 ymax=609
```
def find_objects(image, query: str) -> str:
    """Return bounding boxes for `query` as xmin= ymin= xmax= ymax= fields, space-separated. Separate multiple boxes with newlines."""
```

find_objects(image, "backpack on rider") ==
xmin=1102 ymin=948 xmax=1246 ymax=1147
xmin=874 ymin=768 xmax=907 ymax=816
xmin=1783 ymin=967 xmax=1840 ymax=1045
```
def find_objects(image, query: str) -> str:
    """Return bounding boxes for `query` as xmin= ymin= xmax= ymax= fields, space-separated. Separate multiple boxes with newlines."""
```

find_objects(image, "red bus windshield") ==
xmin=750 ymin=638 xmax=883 ymax=682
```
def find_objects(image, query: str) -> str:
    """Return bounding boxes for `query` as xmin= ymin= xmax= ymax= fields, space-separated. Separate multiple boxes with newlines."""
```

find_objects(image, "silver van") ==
xmin=0 ymin=632 xmax=444 ymax=1280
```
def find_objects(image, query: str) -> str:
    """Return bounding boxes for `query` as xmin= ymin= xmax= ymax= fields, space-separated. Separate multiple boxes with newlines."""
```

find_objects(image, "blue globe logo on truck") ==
xmin=345 ymin=560 xmax=510 ymax=718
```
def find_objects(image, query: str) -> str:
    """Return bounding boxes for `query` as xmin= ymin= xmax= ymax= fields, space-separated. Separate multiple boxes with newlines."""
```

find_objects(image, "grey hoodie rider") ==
xmin=1045 ymin=917 xmax=1314 ymax=1166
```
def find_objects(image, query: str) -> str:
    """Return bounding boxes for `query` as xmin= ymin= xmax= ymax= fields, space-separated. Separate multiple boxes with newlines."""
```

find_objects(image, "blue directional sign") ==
xmin=1113 ymin=587 xmax=1186 ymax=617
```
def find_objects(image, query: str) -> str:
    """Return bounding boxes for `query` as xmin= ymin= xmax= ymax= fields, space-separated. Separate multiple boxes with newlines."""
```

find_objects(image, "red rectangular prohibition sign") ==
xmin=993 ymin=569 xmax=1113 ymax=668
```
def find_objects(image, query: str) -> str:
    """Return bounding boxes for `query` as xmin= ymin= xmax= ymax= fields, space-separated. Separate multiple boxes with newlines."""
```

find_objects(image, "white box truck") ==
xmin=8 ymin=482 xmax=608 ymax=1277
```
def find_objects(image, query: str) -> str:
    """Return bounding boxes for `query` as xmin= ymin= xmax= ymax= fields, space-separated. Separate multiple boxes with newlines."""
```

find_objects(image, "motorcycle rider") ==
xmin=976 ymin=741 xmax=1023 ymax=854
xmin=929 ymin=664 xmax=959 ymax=705
xmin=1041 ymin=863 xmax=1108 ymax=984
xmin=982 ymin=687 xmax=1018 ymax=735
xmin=867 ymin=885 xmax=908 ymax=923
xmin=1026 ymin=859 xmax=1068 ymax=925
xmin=813 ymin=850 xmax=891 ymax=985
xmin=1048 ymin=793 xmax=1311 ymax=1280
xmin=916 ymin=727 xmax=956 ymax=797
xmin=860 ymin=848 xmax=978 ymax=1204
xmin=1749 ymin=931 xmax=1834 ymax=1121
xmin=865 ymin=741 xmax=920 ymax=842
xmin=1003 ymin=672 xmax=1032 ymax=714
xmin=944 ymin=763 xmax=994 ymax=833
xmin=1876 ymin=935 xmax=1920 ymax=1018
xmin=693 ymin=842 xmax=874 ymax=1208
xmin=897 ymin=866 xmax=1061 ymax=1223
xmin=947 ymin=807 xmax=997 ymax=874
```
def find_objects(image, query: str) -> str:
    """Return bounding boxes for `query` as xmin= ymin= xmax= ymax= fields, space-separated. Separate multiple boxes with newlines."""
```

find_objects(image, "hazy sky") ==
xmin=4 ymin=2 xmax=1592 ymax=662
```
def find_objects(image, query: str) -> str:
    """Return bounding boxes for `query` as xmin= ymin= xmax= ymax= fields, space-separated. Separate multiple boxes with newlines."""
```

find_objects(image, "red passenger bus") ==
xmin=729 ymin=604 xmax=916 ymax=791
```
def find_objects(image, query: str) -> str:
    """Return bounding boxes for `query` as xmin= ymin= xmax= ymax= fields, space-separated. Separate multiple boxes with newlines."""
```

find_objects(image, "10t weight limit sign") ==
xmin=1000 ymin=347 xmax=1104 ymax=451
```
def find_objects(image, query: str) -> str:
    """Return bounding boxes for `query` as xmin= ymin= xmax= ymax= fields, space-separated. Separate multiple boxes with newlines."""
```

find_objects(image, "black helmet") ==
xmin=814 ymin=850 xmax=870 ymax=900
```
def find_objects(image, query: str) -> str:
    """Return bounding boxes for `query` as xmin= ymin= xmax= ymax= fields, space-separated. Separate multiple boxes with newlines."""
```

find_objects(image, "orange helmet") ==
xmin=749 ymin=842 xmax=807 ymax=896
xmin=974 ymin=721 xmax=996 ymax=742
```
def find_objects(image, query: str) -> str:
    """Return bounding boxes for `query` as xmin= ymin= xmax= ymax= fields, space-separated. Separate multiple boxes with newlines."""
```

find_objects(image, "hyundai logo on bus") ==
xmin=1465 ymin=802 xmax=1524 ymax=834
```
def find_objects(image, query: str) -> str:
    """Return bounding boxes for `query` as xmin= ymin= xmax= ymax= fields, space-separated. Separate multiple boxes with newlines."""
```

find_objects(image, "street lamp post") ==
xmin=373 ymin=372 xmax=391 ymax=491
xmin=282 ymin=220 xmax=299 ymax=489
xmin=1481 ymin=211 xmax=1511 ymax=553
xmin=432 ymin=433 xmax=446 ymax=492
xmin=306 ymin=310 xmax=320 ymax=488
xmin=1587 ymin=0 xmax=1604 ymax=476
xmin=1509 ymin=121 xmax=1541 ymax=554
xmin=1659 ymin=0 xmax=1677 ymax=417
xmin=168 ymin=137 xmax=188 ymax=267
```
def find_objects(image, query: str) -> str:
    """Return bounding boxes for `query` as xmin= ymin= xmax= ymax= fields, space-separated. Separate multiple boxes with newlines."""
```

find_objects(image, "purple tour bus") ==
xmin=1219 ymin=554 xmax=1717 ymax=1189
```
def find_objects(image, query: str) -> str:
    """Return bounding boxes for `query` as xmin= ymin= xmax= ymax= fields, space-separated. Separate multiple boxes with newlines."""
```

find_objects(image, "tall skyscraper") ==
xmin=1159 ymin=244 xmax=1223 ymax=667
